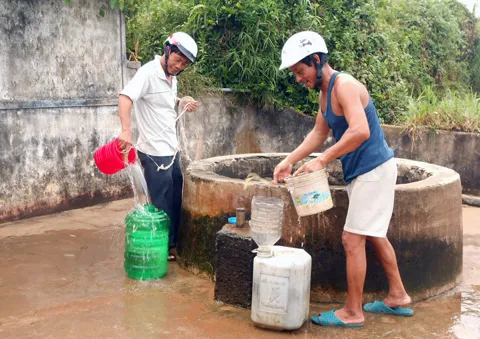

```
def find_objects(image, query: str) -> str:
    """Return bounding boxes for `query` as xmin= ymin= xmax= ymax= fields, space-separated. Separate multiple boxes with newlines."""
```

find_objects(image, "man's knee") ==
xmin=342 ymin=231 xmax=366 ymax=255
xmin=367 ymin=236 xmax=389 ymax=248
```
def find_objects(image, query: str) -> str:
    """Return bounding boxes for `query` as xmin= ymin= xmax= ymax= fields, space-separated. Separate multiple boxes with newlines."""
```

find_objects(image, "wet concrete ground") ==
xmin=0 ymin=200 xmax=478 ymax=339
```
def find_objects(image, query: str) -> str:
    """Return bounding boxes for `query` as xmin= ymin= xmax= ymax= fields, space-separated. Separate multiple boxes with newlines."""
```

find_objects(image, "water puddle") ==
xmin=450 ymin=287 xmax=480 ymax=338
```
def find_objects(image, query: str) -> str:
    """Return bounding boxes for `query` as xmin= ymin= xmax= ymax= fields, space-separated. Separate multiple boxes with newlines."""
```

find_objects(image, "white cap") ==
xmin=165 ymin=32 xmax=198 ymax=62
xmin=279 ymin=31 xmax=328 ymax=70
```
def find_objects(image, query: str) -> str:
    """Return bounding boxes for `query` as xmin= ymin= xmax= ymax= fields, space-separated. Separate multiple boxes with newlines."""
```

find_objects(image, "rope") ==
xmin=122 ymin=98 xmax=196 ymax=171
xmin=243 ymin=173 xmax=272 ymax=190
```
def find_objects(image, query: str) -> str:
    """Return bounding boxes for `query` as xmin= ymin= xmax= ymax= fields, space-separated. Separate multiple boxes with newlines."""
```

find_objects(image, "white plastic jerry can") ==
xmin=251 ymin=246 xmax=312 ymax=330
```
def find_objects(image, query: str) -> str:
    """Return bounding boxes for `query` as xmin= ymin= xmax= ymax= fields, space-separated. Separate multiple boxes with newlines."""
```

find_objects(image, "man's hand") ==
xmin=118 ymin=129 xmax=132 ymax=151
xmin=293 ymin=154 xmax=327 ymax=176
xmin=273 ymin=159 xmax=293 ymax=184
xmin=181 ymin=96 xmax=199 ymax=112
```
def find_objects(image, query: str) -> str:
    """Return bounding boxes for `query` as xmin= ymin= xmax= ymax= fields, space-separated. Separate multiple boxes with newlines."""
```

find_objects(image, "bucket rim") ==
xmin=284 ymin=168 xmax=329 ymax=185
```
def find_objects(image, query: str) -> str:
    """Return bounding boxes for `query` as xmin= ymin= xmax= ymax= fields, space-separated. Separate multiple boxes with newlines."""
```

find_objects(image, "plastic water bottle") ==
xmin=250 ymin=196 xmax=284 ymax=257
xmin=124 ymin=204 xmax=170 ymax=280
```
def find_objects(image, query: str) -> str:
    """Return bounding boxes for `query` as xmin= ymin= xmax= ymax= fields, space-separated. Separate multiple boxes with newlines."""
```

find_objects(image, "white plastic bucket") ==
xmin=284 ymin=169 xmax=333 ymax=216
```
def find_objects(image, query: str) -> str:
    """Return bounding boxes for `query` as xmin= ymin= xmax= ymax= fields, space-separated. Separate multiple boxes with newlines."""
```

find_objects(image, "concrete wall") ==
xmin=0 ymin=0 xmax=129 ymax=223
xmin=0 ymin=0 xmax=125 ymax=101
xmin=179 ymin=93 xmax=330 ymax=164
xmin=384 ymin=125 xmax=480 ymax=196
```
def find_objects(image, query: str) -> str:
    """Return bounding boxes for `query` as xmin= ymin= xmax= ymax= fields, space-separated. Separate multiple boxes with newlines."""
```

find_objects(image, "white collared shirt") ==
xmin=120 ymin=55 xmax=178 ymax=156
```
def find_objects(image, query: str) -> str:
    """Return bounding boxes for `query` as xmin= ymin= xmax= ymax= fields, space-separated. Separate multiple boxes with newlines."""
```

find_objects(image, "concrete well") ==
xmin=178 ymin=153 xmax=463 ymax=303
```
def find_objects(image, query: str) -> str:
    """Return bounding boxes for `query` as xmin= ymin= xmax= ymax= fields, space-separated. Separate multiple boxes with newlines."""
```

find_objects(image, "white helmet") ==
xmin=279 ymin=31 xmax=328 ymax=70
xmin=165 ymin=32 xmax=198 ymax=63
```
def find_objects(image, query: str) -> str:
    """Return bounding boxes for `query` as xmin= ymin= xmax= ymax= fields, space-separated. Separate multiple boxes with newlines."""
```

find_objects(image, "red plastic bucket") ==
xmin=94 ymin=138 xmax=136 ymax=175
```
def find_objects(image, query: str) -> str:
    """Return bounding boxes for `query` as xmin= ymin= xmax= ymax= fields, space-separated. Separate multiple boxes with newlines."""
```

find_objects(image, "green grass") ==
xmin=398 ymin=87 xmax=480 ymax=133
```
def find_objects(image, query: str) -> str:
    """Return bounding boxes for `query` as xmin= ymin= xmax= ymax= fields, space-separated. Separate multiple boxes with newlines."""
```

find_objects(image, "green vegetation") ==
xmin=400 ymin=87 xmax=480 ymax=133
xmin=64 ymin=0 xmax=138 ymax=16
xmin=122 ymin=0 xmax=480 ymax=131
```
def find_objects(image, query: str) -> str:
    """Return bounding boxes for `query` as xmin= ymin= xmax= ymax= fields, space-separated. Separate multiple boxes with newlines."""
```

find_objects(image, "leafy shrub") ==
xmin=125 ymin=0 xmax=478 ymax=128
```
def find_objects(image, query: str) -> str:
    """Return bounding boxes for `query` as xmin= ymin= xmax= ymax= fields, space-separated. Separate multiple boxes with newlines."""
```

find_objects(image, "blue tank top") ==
xmin=322 ymin=72 xmax=394 ymax=184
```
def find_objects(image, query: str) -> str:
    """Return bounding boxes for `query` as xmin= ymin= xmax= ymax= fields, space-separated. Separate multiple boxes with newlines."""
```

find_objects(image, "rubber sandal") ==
xmin=311 ymin=310 xmax=364 ymax=328
xmin=168 ymin=250 xmax=176 ymax=262
xmin=363 ymin=300 xmax=413 ymax=317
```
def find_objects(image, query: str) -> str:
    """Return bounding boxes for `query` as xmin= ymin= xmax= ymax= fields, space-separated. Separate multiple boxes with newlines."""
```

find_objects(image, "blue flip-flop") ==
xmin=311 ymin=310 xmax=364 ymax=328
xmin=363 ymin=300 xmax=414 ymax=317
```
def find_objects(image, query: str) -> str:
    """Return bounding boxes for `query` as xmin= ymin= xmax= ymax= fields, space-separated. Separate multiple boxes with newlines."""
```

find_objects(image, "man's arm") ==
xmin=285 ymin=111 xmax=331 ymax=165
xmin=117 ymin=67 xmax=149 ymax=149
xmin=292 ymin=79 xmax=370 ymax=176
xmin=273 ymin=109 xmax=330 ymax=183
xmin=320 ymin=80 xmax=370 ymax=164
xmin=118 ymin=94 xmax=134 ymax=148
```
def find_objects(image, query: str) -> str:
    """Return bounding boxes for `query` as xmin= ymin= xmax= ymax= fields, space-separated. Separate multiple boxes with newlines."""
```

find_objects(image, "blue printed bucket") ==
xmin=284 ymin=169 xmax=333 ymax=216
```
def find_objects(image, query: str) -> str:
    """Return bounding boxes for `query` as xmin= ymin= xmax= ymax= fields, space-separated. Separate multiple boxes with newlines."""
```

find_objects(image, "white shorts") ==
xmin=344 ymin=158 xmax=397 ymax=238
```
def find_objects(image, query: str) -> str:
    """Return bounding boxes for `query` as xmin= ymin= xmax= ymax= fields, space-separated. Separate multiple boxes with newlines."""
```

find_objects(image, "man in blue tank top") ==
xmin=274 ymin=31 xmax=413 ymax=327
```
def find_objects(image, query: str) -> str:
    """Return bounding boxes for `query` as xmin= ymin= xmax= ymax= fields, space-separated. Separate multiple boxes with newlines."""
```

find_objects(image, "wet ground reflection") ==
xmin=0 ymin=200 xmax=478 ymax=338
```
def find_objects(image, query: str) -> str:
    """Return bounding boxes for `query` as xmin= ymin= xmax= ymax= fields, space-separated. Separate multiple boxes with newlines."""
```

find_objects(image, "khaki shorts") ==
xmin=344 ymin=158 xmax=397 ymax=238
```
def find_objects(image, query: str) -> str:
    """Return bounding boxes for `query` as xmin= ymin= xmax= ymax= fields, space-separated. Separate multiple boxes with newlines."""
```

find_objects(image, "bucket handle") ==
xmin=284 ymin=170 xmax=329 ymax=184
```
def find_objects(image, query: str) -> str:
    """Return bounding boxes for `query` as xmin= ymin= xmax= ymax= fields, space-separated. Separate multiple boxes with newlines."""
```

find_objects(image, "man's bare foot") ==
xmin=384 ymin=293 xmax=411 ymax=308
xmin=332 ymin=307 xmax=364 ymax=324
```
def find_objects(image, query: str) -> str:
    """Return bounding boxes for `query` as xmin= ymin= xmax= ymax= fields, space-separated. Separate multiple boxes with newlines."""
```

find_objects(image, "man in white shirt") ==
xmin=117 ymin=32 xmax=199 ymax=261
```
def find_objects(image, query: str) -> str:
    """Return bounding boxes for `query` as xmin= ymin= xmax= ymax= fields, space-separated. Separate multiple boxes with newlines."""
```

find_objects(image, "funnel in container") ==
xmin=250 ymin=196 xmax=284 ymax=257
